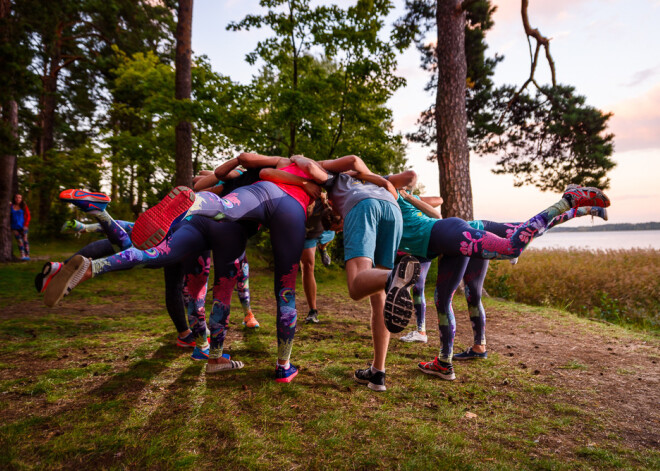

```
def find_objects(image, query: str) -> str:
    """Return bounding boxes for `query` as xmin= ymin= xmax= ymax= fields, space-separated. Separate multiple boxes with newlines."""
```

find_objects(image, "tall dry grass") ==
xmin=484 ymin=248 xmax=660 ymax=330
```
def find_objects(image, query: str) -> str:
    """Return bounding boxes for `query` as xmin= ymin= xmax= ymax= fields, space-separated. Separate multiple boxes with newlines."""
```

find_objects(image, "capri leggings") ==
xmin=433 ymin=205 xmax=599 ymax=363
xmin=396 ymin=252 xmax=432 ymax=332
xmin=183 ymin=250 xmax=251 ymax=346
xmin=92 ymin=184 xmax=307 ymax=363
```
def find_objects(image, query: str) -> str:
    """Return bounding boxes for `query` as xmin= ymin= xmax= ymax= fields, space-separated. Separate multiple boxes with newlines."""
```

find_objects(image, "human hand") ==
xmin=302 ymin=181 xmax=321 ymax=199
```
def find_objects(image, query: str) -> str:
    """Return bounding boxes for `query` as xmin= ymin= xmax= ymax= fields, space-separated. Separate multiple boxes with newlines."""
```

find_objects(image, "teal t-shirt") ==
xmin=397 ymin=194 xmax=438 ymax=258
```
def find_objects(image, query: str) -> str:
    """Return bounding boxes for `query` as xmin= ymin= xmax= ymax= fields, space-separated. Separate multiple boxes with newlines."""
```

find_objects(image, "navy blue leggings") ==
xmin=92 ymin=185 xmax=307 ymax=362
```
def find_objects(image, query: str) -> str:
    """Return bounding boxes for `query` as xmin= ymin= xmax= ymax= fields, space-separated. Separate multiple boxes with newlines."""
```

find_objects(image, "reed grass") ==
xmin=484 ymin=248 xmax=660 ymax=330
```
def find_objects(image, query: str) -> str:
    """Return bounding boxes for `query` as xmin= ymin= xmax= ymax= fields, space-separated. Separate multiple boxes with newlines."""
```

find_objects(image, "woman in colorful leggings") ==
xmin=46 ymin=153 xmax=319 ymax=382
xmin=386 ymin=172 xmax=609 ymax=380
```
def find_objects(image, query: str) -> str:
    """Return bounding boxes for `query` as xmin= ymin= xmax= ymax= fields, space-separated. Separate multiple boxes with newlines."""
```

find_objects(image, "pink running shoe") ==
xmin=59 ymin=189 xmax=111 ymax=212
xmin=563 ymin=185 xmax=610 ymax=209
xmin=131 ymin=186 xmax=196 ymax=250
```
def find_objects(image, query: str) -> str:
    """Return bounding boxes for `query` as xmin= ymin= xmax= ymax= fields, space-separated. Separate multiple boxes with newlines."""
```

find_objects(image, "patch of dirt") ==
xmin=311 ymin=289 xmax=660 ymax=453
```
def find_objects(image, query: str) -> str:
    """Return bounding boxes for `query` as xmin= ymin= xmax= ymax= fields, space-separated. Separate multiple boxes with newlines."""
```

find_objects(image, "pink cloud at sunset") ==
xmin=609 ymin=85 xmax=660 ymax=152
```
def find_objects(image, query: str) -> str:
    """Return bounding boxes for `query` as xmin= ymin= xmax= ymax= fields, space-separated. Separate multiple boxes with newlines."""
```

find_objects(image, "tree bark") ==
xmin=0 ymin=100 xmax=18 ymax=262
xmin=174 ymin=0 xmax=193 ymax=188
xmin=435 ymin=0 xmax=473 ymax=220
xmin=37 ymin=68 xmax=58 ymax=224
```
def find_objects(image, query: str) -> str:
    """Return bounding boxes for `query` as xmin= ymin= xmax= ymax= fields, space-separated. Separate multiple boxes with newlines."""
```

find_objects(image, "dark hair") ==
xmin=12 ymin=194 xmax=25 ymax=210
xmin=321 ymin=202 xmax=342 ymax=231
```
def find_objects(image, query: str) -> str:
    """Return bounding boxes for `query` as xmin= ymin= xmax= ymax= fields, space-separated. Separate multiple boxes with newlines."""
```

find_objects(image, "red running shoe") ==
xmin=59 ymin=189 xmax=111 ymax=212
xmin=131 ymin=186 xmax=196 ymax=250
xmin=563 ymin=185 xmax=610 ymax=208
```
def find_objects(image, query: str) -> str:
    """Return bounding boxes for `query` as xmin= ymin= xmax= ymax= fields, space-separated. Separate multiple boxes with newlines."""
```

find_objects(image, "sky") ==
xmin=191 ymin=0 xmax=660 ymax=225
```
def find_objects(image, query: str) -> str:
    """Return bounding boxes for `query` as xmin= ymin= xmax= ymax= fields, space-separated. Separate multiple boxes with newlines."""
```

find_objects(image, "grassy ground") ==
xmin=0 ymin=241 xmax=658 ymax=470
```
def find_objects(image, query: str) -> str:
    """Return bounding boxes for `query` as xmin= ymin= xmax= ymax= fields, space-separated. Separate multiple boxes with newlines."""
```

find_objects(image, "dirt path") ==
xmin=316 ymin=290 xmax=660 ymax=453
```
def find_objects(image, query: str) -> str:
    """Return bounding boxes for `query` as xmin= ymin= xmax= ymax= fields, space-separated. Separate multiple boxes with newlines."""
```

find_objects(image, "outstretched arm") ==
xmin=387 ymin=170 xmax=417 ymax=190
xmin=238 ymin=152 xmax=289 ymax=169
xmin=259 ymin=168 xmax=322 ymax=200
xmin=356 ymin=172 xmax=398 ymax=200
xmin=420 ymin=196 xmax=443 ymax=208
xmin=290 ymin=155 xmax=329 ymax=183
xmin=399 ymin=189 xmax=441 ymax=219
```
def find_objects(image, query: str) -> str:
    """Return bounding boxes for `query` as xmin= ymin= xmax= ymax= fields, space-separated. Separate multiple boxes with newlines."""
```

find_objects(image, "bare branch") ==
xmin=520 ymin=0 xmax=556 ymax=86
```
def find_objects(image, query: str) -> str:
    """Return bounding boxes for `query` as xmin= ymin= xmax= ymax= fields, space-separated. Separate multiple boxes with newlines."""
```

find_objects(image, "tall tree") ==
xmin=0 ymin=0 xmax=33 ymax=261
xmin=13 ymin=0 xmax=174 ymax=229
xmin=174 ymin=0 xmax=193 ymax=187
xmin=227 ymin=0 xmax=406 ymax=173
xmin=396 ymin=0 xmax=615 ymax=219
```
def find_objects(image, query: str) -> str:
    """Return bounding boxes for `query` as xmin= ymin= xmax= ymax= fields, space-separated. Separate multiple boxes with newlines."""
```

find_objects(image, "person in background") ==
xmin=10 ymin=193 xmax=31 ymax=261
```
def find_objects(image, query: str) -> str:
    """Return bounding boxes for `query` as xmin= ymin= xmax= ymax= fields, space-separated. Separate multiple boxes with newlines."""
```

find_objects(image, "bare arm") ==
xmin=356 ymin=172 xmax=398 ymax=200
xmin=290 ymin=155 xmax=329 ymax=183
xmin=399 ymin=189 xmax=441 ymax=219
xmin=420 ymin=196 xmax=443 ymax=207
xmin=237 ymin=152 xmax=288 ymax=169
xmin=259 ymin=168 xmax=321 ymax=199
xmin=318 ymin=155 xmax=371 ymax=175
xmin=387 ymin=170 xmax=417 ymax=190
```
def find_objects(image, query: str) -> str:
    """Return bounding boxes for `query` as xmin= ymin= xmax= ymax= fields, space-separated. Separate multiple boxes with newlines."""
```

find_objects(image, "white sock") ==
xmin=278 ymin=361 xmax=290 ymax=370
xmin=370 ymin=365 xmax=384 ymax=374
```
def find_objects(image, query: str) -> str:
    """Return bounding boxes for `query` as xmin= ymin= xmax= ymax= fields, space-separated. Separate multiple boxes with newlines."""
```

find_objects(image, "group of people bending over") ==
xmin=37 ymin=152 xmax=610 ymax=391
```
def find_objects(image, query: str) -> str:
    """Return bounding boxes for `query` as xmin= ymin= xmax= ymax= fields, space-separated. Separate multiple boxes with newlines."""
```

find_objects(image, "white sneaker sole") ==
xmin=44 ymin=255 xmax=89 ymax=307
xmin=384 ymin=256 xmax=421 ymax=333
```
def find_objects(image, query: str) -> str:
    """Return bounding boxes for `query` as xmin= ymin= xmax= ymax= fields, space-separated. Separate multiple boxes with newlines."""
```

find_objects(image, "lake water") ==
xmin=530 ymin=230 xmax=660 ymax=251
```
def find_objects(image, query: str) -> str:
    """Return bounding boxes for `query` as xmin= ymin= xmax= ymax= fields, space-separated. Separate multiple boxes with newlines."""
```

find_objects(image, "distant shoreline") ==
xmin=550 ymin=222 xmax=660 ymax=232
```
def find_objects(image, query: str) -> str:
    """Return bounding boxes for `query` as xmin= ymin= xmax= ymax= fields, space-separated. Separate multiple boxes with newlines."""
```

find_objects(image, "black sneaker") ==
xmin=354 ymin=367 xmax=386 ymax=392
xmin=383 ymin=255 xmax=421 ymax=333
xmin=305 ymin=309 xmax=319 ymax=324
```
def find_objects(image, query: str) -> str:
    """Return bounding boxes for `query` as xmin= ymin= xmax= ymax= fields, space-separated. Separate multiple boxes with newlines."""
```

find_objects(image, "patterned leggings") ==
xmin=183 ymin=250 xmax=251 ymax=347
xmin=432 ymin=204 xmax=592 ymax=363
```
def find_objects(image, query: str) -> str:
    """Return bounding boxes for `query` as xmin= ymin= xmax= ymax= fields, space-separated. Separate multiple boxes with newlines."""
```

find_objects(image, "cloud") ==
xmin=609 ymin=85 xmax=660 ymax=152
xmin=621 ymin=65 xmax=660 ymax=87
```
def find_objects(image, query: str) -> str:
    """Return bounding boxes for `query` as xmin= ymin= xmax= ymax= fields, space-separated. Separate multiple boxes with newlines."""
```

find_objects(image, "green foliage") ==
xmin=486 ymin=84 xmax=616 ymax=191
xmin=397 ymin=0 xmax=615 ymax=193
xmin=227 ymin=0 xmax=407 ymax=174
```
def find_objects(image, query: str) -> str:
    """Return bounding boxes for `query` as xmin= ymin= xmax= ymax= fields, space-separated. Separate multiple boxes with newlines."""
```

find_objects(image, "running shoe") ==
xmin=176 ymin=332 xmax=196 ymax=348
xmin=320 ymin=248 xmax=332 ymax=267
xmin=418 ymin=357 xmax=456 ymax=380
xmin=60 ymin=219 xmax=85 ymax=234
xmin=562 ymin=185 xmax=610 ymax=209
xmin=35 ymin=261 xmax=63 ymax=293
xmin=21 ymin=255 xmax=30 ymax=261
xmin=354 ymin=367 xmax=386 ymax=392
xmin=43 ymin=255 xmax=91 ymax=307
xmin=59 ymin=189 xmax=111 ymax=212
xmin=384 ymin=255 xmax=421 ymax=333
xmin=191 ymin=346 xmax=210 ymax=361
xmin=305 ymin=309 xmax=319 ymax=324
xmin=582 ymin=206 xmax=608 ymax=221
xmin=206 ymin=359 xmax=244 ymax=374
xmin=242 ymin=311 xmax=260 ymax=328
xmin=400 ymin=330 xmax=428 ymax=343
xmin=275 ymin=363 xmax=298 ymax=383
xmin=131 ymin=186 xmax=196 ymax=250
xmin=453 ymin=348 xmax=488 ymax=361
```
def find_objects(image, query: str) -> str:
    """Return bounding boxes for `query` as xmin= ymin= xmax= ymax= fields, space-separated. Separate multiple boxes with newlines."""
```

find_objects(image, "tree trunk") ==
xmin=174 ymin=0 xmax=193 ymax=188
xmin=435 ymin=0 xmax=473 ymax=220
xmin=37 ymin=57 xmax=60 ymax=227
xmin=0 ymin=100 xmax=18 ymax=262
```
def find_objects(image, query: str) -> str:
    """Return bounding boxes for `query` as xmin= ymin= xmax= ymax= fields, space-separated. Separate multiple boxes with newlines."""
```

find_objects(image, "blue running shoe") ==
xmin=59 ymin=189 xmax=111 ymax=212
xmin=191 ymin=346 xmax=210 ymax=361
xmin=453 ymin=348 xmax=488 ymax=361
xmin=275 ymin=363 xmax=298 ymax=383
